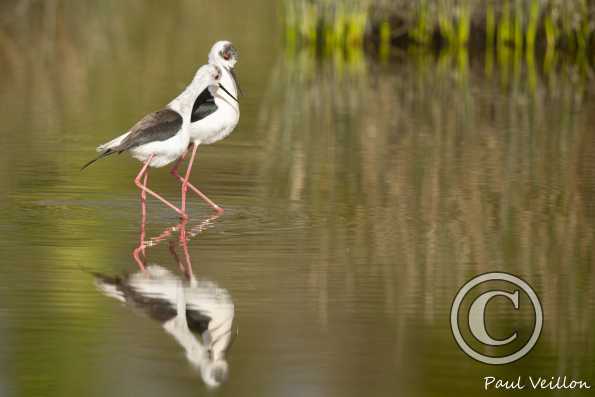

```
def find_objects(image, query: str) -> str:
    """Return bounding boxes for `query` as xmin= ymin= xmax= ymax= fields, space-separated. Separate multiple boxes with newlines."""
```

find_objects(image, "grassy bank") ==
xmin=284 ymin=0 xmax=595 ymax=58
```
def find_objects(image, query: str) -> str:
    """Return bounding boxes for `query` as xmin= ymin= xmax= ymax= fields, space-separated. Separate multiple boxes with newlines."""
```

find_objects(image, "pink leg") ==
xmin=164 ymin=220 xmax=193 ymax=279
xmin=170 ymin=144 xmax=224 ymax=214
xmin=132 ymin=244 xmax=146 ymax=272
xmin=178 ymin=221 xmax=194 ymax=279
xmin=170 ymin=145 xmax=190 ymax=179
xmin=170 ymin=145 xmax=191 ymax=208
xmin=139 ymin=172 xmax=148 ymax=258
xmin=133 ymin=172 xmax=150 ymax=272
xmin=181 ymin=143 xmax=199 ymax=213
xmin=135 ymin=154 xmax=188 ymax=220
xmin=168 ymin=239 xmax=185 ymax=274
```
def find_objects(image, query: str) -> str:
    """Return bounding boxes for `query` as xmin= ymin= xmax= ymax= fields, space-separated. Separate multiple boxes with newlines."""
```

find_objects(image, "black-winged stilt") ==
xmin=82 ymin=64 xmax=238 ymax=220
xmin=170 ymin=41 xmax=242 ymax=214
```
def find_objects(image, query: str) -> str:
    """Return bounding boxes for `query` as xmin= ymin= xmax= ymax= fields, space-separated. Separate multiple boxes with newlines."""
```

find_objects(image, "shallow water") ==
xmin=1 ymin=2 xmax=594 ymax=396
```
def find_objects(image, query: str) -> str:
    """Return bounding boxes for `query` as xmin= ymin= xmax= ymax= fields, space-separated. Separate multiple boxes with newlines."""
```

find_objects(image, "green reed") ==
xmin=284 ymin=0 xmax=371 ymax=50
xmin=283 ymin=0 xmax=595 ymax=58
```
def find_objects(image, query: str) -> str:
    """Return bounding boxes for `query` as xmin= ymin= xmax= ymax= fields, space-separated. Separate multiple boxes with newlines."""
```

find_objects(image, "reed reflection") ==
xmin=255 ymin=47 xmax=595 ymax=372
xmin=95 ymin=216 xmax=235 ymax=388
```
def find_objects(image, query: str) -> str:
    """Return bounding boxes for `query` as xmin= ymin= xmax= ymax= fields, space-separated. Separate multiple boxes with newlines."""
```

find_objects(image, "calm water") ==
xmin=1 ymin=2 xmax=594 ymax=396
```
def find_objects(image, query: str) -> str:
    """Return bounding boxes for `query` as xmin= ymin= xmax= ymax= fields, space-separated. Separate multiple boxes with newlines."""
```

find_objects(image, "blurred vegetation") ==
xmin=284 ymin=0 xmax=595 ymax=61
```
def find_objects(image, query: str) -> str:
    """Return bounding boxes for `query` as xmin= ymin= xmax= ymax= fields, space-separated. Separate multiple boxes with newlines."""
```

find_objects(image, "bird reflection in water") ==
xmin=95 ymin=215 xmax=236 ymax=387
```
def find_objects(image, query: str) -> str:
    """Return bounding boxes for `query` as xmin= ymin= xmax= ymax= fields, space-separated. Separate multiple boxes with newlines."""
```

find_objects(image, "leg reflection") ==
xmin=132 ymin=212 xmax=221 ymax=274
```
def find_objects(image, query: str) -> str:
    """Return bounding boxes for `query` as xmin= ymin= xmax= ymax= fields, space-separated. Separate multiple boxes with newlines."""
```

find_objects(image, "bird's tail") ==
xmin=93 ymin=272 xmax=129 ymax=303
xmin=92 ymin=272 xmax=122 ymax=285
xmin=80 ymin=149 xmax=114 ymax=170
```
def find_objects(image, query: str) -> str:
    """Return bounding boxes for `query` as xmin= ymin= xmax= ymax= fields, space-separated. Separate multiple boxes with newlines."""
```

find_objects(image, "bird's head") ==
xmin=208 ymin=41 xmax=239 ymax=70
xmin=197 ymin=63 xmax=222 ymax=83
xmin=197 ymin=63 xmax=238 ymax=104
xmin=200 ymin=359 xmax=229 ymax=388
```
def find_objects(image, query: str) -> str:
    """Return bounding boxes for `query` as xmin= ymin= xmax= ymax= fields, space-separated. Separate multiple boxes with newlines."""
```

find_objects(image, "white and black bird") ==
xmin=95 ymin=265 xmax=236 ymax=387
xmin=170 ymin=41 xmax=242 ymax=214
xmin=82 ymin=63 xmax=239 ymax=219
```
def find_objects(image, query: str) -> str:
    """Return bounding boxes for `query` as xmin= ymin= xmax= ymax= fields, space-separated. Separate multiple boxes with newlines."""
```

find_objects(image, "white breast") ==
xmin=189 ymin=68 xmax=240 ymax=145
xmin=130 ymin=126 xmax=189 ymax=168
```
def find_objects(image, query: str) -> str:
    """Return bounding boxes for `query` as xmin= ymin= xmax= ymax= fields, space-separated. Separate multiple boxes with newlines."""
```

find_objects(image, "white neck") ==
xmin=163 ymin=308 xmax=226 ymax=387
xmin=168 ymin=78 xmax=205 ymax=121
xmin=210 ymin=64 xmax=238 ymax=110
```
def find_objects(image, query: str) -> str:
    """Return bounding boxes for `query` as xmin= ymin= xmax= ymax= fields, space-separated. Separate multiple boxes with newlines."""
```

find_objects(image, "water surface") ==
xmin=0 ymin=2 xmax=593 ymax=396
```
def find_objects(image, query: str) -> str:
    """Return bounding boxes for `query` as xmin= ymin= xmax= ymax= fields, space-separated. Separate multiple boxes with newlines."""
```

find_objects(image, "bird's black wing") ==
xmin=116 ymin=108 xmax=183 ymax=152
xmin=95 ymin=272 xmax=211 ymax=334
xmin=81 ymin=108 xmax=182 ymax=170
xmin=191 ymin=87 xmax=218 ymax=122
xmin=95 ymin=273 xmax=178 ymax=323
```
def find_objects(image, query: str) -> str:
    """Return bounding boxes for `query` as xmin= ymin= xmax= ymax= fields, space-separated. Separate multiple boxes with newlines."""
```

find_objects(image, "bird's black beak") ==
xmin=228 ymin=67 xmax=244 ymax=96
xmin=218 ymin=83 xmax=239 ymax=103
